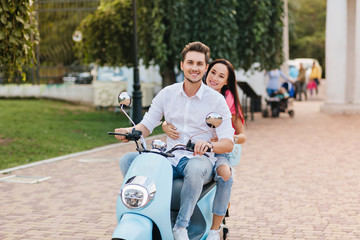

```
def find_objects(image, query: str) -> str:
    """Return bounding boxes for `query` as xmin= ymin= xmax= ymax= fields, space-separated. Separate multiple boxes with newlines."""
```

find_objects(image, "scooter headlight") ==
xmin=121 ymin=176 xmax=156 ymax=209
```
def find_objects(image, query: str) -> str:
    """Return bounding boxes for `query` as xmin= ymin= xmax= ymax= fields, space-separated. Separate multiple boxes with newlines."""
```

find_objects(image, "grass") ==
xmin=0 ymin=99 xmax=164 ymax=170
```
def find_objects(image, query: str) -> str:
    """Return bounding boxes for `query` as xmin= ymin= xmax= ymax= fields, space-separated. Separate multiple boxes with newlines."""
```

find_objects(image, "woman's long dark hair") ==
xmin=205 ymin=59 xmax=245 ymax=124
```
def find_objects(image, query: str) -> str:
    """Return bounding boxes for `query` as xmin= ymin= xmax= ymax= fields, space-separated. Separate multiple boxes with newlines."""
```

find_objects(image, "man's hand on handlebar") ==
xmin=114 ymin=127 xmax=133 ymax=142
xmin=193 ymin=140 xmax=213 ymax=156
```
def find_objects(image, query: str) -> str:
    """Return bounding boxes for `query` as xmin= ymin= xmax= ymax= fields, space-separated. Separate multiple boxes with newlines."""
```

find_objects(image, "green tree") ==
xmin=288 ymin=0 xmax=326 ymax=76
xmin=76 ymin=0 xmax=285 ymax=86
xmin=137 ymin=0 xmax=240 ymax=87
xmin=236 ymin=0 xmax=284 ymax=70
xmin=38 ymin=0 xmax=100 ymax=66
xmin=0 ymin=0 xmax=39 ymax=82
xmin=75 ymin=0 xmax=133 ymax=67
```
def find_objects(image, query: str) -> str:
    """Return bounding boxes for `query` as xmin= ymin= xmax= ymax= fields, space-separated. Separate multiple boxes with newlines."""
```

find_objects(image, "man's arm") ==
xmin=114 ymin=123 xmax=150 ymax=143
xmin=192 ymin=95 xmax=235 ymax=156
xmin=193 ymin=138 xmax=233 ymax=156
xmin=211 ymin=138 xmax=234 ymax=154
xmin=114 ymin=87 xmax=167 ymax=143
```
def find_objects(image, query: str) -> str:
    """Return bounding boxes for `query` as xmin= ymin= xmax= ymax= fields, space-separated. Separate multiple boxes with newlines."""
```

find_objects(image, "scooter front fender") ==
xmin=116 ymin=153 xmax=174 ymax=239
xmin=112 ymin=213 xmax=153 ymax=240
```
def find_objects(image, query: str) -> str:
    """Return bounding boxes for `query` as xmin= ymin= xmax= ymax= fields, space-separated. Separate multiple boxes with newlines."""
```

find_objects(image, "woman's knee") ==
xmin=216 ymin=165 xmax=232 ymax=182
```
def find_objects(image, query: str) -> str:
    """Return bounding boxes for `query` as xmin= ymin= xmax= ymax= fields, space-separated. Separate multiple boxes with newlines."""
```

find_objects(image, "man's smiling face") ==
xmin=181 ymin=51 xmax=208 ymax=84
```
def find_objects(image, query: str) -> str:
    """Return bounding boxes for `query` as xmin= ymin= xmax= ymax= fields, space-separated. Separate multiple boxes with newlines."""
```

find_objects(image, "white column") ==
xmin=346 ymin=0 xmax=356 ymax=103
xmin=281 ymin=0 xmax=289 ymax=76
xmin=324 ymin=0 xmax=347 ymax=104
xmin=354 ymin=0 xmax=360 ymax=104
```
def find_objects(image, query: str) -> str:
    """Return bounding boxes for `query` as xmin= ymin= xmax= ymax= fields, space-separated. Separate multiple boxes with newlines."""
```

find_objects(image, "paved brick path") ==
xmin=1 ymin=81 xmax=360 ymax=239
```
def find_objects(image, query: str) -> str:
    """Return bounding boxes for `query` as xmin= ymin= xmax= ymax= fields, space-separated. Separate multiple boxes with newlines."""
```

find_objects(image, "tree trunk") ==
xmin=160 ymin=66 xmax=176 ymax=88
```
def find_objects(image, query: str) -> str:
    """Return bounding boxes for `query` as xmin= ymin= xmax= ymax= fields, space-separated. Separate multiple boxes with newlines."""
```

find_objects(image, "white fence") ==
xmin=0 ymin=82 xmax=160 ymax=107
xmin=0 ymin=84 xmax=94 ymax=105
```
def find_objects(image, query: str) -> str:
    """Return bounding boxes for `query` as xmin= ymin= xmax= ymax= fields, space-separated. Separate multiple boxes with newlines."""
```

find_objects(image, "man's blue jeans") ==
xmin=119 ymin=152 xmax=213 ymax=228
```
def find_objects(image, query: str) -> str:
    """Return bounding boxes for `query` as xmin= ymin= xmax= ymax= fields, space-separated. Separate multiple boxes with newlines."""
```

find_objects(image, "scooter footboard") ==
xmin=112 ymin=214 xmax=153 ymax=240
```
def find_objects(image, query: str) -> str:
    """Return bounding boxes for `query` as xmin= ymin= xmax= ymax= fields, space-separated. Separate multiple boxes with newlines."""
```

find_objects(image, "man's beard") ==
xmin=185 ymin=76 xmax=203 ymax=84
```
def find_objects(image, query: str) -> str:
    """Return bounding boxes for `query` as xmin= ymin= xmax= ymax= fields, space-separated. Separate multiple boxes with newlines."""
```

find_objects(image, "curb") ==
xmin=0 ymin=133 xmax=166 ymax=174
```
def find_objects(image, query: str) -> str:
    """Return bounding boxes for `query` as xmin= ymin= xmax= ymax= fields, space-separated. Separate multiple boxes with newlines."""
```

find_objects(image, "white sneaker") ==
xmin=206 ymin=229 xmax=220 ymax=240
xmin=172 ymin=226 xmax=189 ymax=240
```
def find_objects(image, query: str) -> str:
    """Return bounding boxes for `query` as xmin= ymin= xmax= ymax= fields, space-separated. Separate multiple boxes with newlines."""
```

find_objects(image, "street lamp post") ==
xmin=131 ymin=0 xmax=142 ymax=124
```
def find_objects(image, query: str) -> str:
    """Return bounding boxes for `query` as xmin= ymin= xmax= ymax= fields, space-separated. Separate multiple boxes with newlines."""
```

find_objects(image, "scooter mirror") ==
xmin=187 ymin=112 xmax=223 ymax=142
xmin=118 ymin=92 xmax=131 ymax=107
xmin=205 ymin=112 xmax=223 ymax=128
xmin=117 ymin=91 xmax=136 ymax=126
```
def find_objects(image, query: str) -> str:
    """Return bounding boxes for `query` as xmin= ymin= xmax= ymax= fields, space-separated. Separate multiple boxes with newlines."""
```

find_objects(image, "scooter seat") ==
xmin=171 ymin=178 xmax=216 ymax=211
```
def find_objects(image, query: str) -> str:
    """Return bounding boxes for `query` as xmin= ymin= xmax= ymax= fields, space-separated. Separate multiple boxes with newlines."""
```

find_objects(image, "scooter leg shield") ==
xmin=196 ymin=187 xmax=217 ymax=240
xmin=112 ymin=213 xmax=153 ymax=240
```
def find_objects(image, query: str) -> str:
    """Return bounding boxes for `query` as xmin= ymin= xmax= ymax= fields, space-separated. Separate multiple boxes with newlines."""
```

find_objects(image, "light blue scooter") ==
xmin=108 ymin=92 xmax=240 ymax=240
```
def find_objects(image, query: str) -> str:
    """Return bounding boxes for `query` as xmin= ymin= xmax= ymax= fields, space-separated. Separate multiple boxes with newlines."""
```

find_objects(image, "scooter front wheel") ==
xmin=112 ymin=214 xmax=153 ymax=240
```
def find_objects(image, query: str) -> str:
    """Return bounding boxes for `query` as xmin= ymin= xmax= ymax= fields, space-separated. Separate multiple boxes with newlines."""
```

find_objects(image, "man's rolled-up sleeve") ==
xmin=140 ymin=90 xmax=164 ymax=133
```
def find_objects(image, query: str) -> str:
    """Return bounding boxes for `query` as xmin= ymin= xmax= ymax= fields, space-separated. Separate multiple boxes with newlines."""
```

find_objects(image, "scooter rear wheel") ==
xmin=221 ymin=227 xmax=229 ymax=240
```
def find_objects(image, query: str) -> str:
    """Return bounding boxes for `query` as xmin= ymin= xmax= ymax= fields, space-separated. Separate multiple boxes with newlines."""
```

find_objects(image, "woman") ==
xmin=163 ymin=59 xmax=246 ymax=240
xmin=309 ymin=61 xmax=321 ymax=96
xmin=265 ymin=69 xmax=290 ymax=97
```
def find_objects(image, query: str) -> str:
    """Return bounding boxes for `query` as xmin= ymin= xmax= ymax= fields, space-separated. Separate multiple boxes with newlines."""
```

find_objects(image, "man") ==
xmin=297 ymin=63 xmax=307 ymax=101
xmin=114 ymin=41 xmax=234 ymax=240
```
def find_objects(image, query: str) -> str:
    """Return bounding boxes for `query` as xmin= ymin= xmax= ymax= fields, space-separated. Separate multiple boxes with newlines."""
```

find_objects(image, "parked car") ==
xmin=62 ymin=73 xmax=77 ymax=83
xmin=75 ymin=72 xmax=93 ymax=84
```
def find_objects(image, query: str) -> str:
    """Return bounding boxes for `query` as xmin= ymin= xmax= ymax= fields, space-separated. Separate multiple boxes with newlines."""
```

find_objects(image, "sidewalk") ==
xmin=1 ymin=81 xmax=360 ymax=239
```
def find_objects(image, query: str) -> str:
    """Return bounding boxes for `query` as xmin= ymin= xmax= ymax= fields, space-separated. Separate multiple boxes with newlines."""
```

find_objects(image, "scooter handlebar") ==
xmin=108 ymin=128 xmax=142 ymax=141
xmin=108 ymin=132 xmax=126 ymax=136
xmin=186 ymin=140 xmax=212 ymax=153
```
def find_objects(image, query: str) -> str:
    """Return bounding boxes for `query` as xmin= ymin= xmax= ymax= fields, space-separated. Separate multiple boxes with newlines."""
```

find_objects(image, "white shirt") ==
xmin=141 ymin=82 xmax=234 ymax=166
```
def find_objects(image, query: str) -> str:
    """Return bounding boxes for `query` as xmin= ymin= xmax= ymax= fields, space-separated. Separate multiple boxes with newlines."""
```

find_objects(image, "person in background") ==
xmin=163 ymin=59 xmax=246 ymax=240
xmin=297 ymin=63 xmax=307 ymax=101
xmin=289 ymin=65 xmax=299 ymax=80
xmin=309 ymin=61 xmax=321 ymax=95
xmin=265 ymin=69 xmax=291 ymax=97
xmin=289 ymin=65 xmax=299 ymax=99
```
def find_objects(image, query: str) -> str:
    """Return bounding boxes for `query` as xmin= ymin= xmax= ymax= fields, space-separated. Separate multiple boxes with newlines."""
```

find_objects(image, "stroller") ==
xmin=262 ymin=82 xmax=295 ymax=118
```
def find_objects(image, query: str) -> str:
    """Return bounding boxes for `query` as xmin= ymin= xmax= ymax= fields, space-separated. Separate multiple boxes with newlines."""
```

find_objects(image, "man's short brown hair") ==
xmin=181 ymin=41 xmax=211 ymax=64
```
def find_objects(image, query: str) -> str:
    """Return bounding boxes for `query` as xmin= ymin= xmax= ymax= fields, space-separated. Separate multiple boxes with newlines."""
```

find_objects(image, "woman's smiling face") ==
xmin=206 ymin=63 xmax=229 ymax=92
